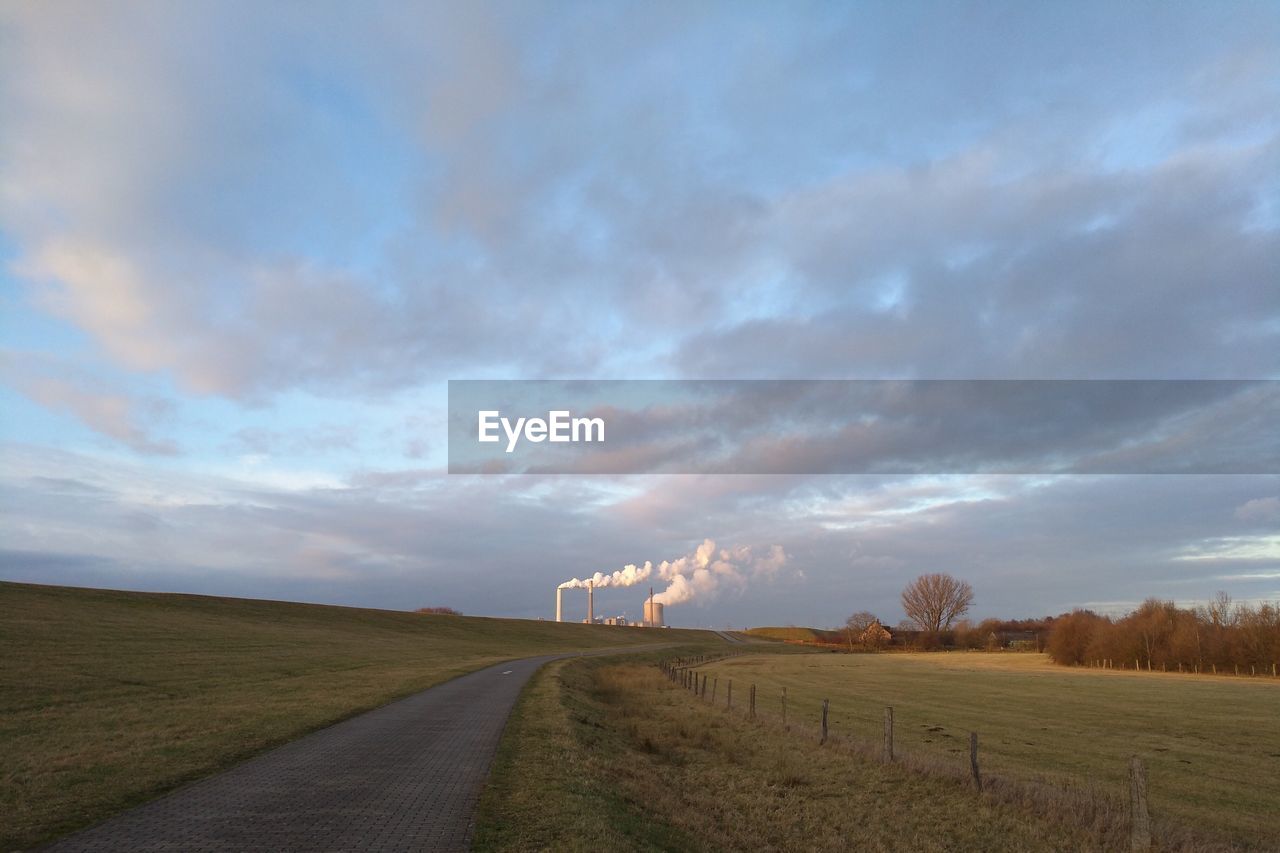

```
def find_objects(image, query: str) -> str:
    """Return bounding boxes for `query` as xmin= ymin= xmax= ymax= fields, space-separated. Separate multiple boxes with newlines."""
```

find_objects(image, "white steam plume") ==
xmin=557 ymin=539 xmax=787 ymax=608
xmin=557 ymin=561 xmax=655 ymax=590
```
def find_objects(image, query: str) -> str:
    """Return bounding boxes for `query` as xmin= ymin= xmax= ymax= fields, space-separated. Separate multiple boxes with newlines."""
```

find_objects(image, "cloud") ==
xmin=1235 ymin=496 xmax=1280 ymax=523
xmin=2 ymin=443 xmax=1277 ymax=625
xmin=0 ymin=351 xmax=177 ymax=454
xmin=0 ymin=4 xmax=1277 ymax=625
xmin=2 ymin=2 xmax=1276 ymax=404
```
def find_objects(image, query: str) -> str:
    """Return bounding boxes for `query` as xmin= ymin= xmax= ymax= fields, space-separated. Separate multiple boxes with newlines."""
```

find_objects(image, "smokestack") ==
xmin=587 ymin=580 xmax=594 ymax=623
xmin=556 ymin=587 xmax=563 ymax=622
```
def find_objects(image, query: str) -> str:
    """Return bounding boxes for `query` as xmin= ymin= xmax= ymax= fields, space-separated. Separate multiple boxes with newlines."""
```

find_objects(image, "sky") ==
xmin=1 ymin=1 xmax=1277 ymax=628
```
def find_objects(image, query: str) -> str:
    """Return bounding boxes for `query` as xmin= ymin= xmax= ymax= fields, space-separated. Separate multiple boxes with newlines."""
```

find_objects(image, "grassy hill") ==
xmin=745 ymin=625 xmax=845 ymax=644
xmin=0 ymin=581 xmax=714 ymax=850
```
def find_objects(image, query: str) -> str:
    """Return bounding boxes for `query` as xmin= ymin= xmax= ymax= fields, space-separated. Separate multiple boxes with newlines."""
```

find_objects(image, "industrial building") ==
xmin=554 ymin=583 xmax=665 ymax=627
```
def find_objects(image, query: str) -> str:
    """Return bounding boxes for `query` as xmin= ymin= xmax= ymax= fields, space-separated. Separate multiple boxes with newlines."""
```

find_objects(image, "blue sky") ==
xmin=1 ymin=1 xmax=1277 ymax=627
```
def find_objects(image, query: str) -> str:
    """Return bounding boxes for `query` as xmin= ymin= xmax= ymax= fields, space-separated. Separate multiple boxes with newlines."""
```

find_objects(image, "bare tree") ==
xmin=845 ymin=610 xmax=879 ymax=649
xmin=901 ymin=573 xmax=973 ymax=634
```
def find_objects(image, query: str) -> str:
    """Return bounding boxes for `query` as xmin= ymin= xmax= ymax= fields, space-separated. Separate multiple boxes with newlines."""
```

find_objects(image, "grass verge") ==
xmin=477 ymin=651 xmax=1126 ymax=852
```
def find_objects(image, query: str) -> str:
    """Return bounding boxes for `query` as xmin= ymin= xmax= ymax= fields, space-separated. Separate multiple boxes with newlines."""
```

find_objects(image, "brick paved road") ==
xmin=43 ymin=654 xmax=567 ymax=852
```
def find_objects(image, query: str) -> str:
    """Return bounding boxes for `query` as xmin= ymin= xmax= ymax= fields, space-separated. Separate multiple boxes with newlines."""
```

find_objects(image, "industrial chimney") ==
xmin=587 ymin=580 xmax=594 ymax=623
xmin=555 ymin=587 xmax=563 ymax=622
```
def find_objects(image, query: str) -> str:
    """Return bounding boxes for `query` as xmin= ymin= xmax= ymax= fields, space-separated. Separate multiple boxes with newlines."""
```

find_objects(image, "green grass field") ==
xmin=690 ymin=651 xmax=1280 ymax=848
xmin=0 ymin=581 xmax=711 ymax=850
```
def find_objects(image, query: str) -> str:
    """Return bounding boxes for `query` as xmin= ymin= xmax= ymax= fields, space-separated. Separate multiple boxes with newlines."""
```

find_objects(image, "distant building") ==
xmin=860 ymin=621 xmax=892 ymax=647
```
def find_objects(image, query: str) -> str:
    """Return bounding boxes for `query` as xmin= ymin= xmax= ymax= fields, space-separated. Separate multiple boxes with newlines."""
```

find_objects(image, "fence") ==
xmin=1084 ymin=658 xmax=1279 ymax=677
xmin=657 ymin=656 xmax=1167 ymax=853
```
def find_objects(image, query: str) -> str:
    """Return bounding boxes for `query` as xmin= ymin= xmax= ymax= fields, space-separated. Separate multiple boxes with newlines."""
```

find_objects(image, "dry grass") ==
xmin=473 ymin=654 xmax=710 ymax=851
xmin=0 ymin=581 xmax=710 ymax=850
xmin=688 ymin=652 xmax=1279 ymax=849
xmin=478 ymin=652 xmax=1124 ymax=852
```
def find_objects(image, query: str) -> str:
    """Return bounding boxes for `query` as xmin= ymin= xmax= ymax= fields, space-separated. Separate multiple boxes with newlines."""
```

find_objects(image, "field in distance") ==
xmin=691 ymin=651 xmax=1279 ymax=848
xmin=744 ymin=625 xmax=845 ymax=644
xmin=0 ymin=581 xmax=715 ymax=850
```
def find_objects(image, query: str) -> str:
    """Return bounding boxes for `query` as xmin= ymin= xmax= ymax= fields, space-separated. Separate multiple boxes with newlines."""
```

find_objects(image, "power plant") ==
xmin=643 ymin=599 xmax=664 ymax=628
xmin=554 ymin=583 xmax=665 ymax=626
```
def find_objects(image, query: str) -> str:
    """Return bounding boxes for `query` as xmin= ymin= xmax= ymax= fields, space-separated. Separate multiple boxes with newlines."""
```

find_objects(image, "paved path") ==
xmin=712 ymin=630 xmax=746 ymax=643
xmin=44 ymin=654 xmax=567 ymax=852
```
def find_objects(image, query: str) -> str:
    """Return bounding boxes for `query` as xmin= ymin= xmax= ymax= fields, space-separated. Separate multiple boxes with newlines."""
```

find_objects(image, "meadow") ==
xmin=477 ymin=649 xmax=1280 ymax=851
xmin=0 ymin=581 xmax=708 ymax=850
xmin=475 ymin=652 xmax=1105 ymax=852
xmin=688 ymin=651 xmax=1280 ymax=848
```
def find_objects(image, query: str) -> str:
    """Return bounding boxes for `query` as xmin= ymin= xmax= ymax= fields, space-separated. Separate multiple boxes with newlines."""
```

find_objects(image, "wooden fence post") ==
xmin=712 ymin=677 xmax=718 ymax=703
xmin=883 ymin=706 xmax=894 ymax=762
xmin=969 ymin=732 xmax=982 ymax=792
xmin=1129 ymin=756 xmax=1151 ymax=852
xmin=701 ymin=674 xmax=707 ymax=698
xmin=727 ymin=680 xmax=732 ymax=709
xmin=821 ymin=699 xmax=829 ymax=744
xmin=782 ymin=686 xmax=787 ymax=727
xmin=750 ymin=684 xmax=756 ymax=719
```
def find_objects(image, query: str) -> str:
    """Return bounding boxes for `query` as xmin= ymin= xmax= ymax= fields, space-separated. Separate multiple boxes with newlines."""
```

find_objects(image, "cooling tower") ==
xmin=644 ymin=600 xmax=664 ymax=627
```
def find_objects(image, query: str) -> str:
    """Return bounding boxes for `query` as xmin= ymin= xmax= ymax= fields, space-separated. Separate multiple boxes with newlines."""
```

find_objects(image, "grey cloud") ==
xmin=3 ymin=444 xmax=1276 ymax=627
xmin=675 ymin=139 xmax=1279 ymax=380
xmin=2 ymin=3 xmax=1276 ymax=401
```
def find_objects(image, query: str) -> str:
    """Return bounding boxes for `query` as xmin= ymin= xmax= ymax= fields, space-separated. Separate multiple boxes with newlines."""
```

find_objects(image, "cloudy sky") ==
xmin=1 ymin=1 xmax=1277 ymax=628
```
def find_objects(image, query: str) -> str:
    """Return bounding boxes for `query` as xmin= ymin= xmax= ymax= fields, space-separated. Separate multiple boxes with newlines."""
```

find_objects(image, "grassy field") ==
xmin=687 ymin=651 xmax=1280 ymax=849
xmin=745 ymin=625 xmax=842 ymax=644
xmin=0 ymin=581 xmax=713 ymax=850
xmin=476 ymin=651 xmax=1111 ymax=852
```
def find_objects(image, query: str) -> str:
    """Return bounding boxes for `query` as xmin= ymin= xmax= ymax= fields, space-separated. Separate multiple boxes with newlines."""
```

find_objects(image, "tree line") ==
xmin=846 ymin=575 xmax=1279 ymax=669
xmin=1046 ymin=593 xmax=1280 ymax=672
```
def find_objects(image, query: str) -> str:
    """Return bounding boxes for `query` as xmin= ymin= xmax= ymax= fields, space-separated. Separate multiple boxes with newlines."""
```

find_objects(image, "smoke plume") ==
xmin=557 ymin=539 xmax=787 ymax=607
